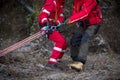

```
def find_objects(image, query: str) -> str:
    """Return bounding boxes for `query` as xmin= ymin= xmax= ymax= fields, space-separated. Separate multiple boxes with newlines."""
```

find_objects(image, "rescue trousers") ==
xmin=70 ymin=24 xmax=100 ymax=64
xmin=48 ymin=30 xmax=67 ymax=64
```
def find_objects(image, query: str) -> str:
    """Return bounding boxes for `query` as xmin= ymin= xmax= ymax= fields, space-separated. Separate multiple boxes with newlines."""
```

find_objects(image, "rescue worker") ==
xmin=38 ymin=0 xmax=67 ymax=71
xmin=65 ymin=0 xmax=102 ymax=71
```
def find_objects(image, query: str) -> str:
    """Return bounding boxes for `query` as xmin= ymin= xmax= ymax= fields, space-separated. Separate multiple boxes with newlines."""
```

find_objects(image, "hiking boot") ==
xmin=45 ymin=63 xmax=61 ymax=71
xmin=69 ymin=62 xmax=83 ymax=71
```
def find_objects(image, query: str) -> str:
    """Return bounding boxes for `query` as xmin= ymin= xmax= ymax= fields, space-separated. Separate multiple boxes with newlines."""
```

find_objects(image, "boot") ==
xmin=45 ymin=63 xmax=61 ymax=71
xmin=69 ymin=62 xmax=83 ymax=71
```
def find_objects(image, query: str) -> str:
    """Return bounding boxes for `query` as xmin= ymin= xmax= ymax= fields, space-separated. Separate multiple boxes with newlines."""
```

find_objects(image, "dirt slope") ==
xmin=0 ymin=46 xmax=120 ymax=80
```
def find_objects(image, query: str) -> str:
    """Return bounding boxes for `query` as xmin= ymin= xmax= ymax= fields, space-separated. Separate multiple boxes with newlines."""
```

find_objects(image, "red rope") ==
xmin=0 ymin=31 xmax=45 ymax=57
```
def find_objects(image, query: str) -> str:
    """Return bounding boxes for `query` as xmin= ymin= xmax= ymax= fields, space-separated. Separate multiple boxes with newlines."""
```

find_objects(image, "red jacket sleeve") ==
xmin=38 ymin=0 xmax=54 ymax=25
xmin=69 ymin=0 xmax=97 ymax=24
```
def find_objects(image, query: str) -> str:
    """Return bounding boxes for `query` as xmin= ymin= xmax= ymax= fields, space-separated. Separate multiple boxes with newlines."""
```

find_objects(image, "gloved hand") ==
xmin=46 ymin=29 xmax=53 ymax=36
xmin=40 ymin=22 xmax=49 ymax=30
xmin=40 ymin=22 xmax=50 ymax=35
xmin=40 ymin=26 xmax=49 ymax=35
xmin=41 ymin=26 xmax=49 ymax=31
xmin=41 ymin=26 xmax=53 ymax=36
xmin=78 ymin=20 xmax=84 ymax=27
xmin=43 ymin=22 xmax=53 ymax=36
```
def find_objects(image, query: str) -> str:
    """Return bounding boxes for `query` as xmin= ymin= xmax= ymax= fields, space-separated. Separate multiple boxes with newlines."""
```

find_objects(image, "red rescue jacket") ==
xmin=38 ymin=0 xmax=64 ymax=26
xmin=68 ymin=0 xmax=102 ymax=26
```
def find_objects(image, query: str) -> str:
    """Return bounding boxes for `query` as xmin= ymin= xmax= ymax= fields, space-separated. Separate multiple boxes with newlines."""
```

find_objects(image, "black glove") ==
xmin=78 ymin=20 xmax=84 ymax=28
xmin=46 ymin=29 xmax=53 ymax=37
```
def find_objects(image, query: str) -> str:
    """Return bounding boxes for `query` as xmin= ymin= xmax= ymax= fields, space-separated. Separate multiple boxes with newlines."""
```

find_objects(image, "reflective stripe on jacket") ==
xmin=38 ymin=0 xmax=64 ymax=26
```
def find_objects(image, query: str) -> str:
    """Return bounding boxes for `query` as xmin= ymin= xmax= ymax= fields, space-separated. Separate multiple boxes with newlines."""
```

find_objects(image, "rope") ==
xmin=0 ymin=20 xmax=68 ymax=57
xmin=0 ymin=31 xmax=45 ymax=57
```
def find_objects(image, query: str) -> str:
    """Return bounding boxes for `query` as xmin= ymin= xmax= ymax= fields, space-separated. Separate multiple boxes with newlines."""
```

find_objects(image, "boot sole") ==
xmin=70 ymin=66 xmax=82 ymax=72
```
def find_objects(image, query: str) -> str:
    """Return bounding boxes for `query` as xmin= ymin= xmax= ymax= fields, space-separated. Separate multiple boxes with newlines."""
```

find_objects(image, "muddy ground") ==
xmin=0 ymin=0 xmax=120 ymax=80
xmin=0 ymin=43 xmax=120 ymax=80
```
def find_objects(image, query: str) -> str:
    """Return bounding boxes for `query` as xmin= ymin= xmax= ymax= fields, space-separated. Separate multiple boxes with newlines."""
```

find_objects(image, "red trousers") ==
xmin=48 ymin=30 xmax=67 ymax=64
